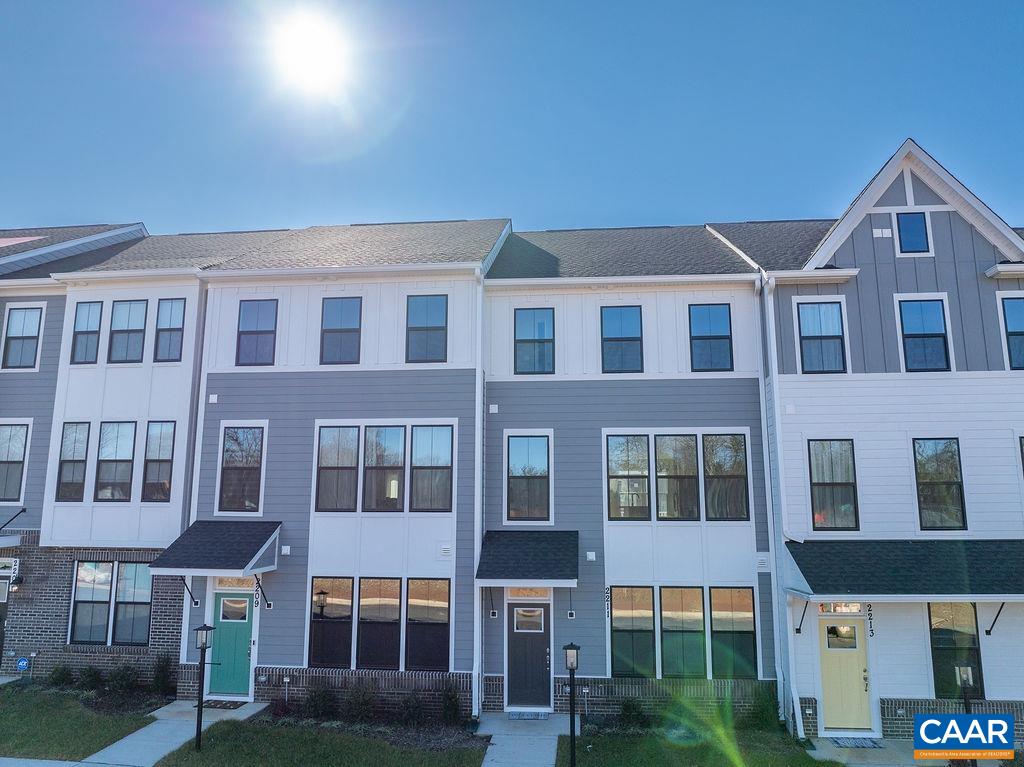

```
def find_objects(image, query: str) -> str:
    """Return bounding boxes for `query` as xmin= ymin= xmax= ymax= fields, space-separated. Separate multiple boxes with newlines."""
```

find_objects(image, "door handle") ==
xmin=863 ymin=668 xmax=869 ymax=692
xmin=545 ymin=648 xmax=550 ymax=671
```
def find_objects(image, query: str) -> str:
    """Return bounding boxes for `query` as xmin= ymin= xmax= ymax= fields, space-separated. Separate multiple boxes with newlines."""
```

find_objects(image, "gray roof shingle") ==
xmin=709 ymin=219 xmax=837 ymax=272
xmin=0 ymin=223 xmax=136 ymax=259
xmin=149 ymin=520 xmax=281 ymax=573
xmin=476 ymin=530 xmax=579 ymax=581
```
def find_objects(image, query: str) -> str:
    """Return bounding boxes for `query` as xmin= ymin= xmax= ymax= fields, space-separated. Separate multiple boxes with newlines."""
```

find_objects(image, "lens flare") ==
xmin=269 ymin=7 xmax=351 ymax=99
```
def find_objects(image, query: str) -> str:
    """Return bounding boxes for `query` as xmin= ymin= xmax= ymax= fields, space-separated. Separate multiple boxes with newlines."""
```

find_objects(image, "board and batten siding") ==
xmin=195 ymin=369 xmax=477 ymax=671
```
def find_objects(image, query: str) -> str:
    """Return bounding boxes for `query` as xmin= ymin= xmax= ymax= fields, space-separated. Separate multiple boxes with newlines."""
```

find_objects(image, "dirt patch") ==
xmin=82 ymin=689 xmax=174 ymax=717
xmin=255 ymin=716 xmax=489 ymax=752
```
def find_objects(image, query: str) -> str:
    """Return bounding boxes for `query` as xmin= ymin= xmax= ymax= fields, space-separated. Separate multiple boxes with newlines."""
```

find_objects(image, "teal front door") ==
xmin=209 ymin=593 xmax=254 ymax=696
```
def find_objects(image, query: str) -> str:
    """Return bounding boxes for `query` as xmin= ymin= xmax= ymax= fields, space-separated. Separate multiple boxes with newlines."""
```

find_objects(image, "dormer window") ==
xmin=896 ymin=212 xmax=930 ymax=255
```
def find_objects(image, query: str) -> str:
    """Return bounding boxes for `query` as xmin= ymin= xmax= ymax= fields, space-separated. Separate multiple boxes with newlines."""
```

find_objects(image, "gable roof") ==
xmin=0 ymin=223 xmax=136 ymax=259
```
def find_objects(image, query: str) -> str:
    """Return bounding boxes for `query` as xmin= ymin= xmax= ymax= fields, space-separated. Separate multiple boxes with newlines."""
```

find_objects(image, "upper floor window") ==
xmin=108 ymin=300 xmax=147 ymax=364
xmin=896 ymin=212 xmax=930 ymax=255
xmin=514 ymin=308 xmax=554 ymax=375
xmin=899 ymin=299 xmax=950 ymax=372
xmin=689 ymin=304 xmax=732 ymax=372
xmin=218 ymin=426 xmax=265 ymax=512
xmin=702 ymin=434 xmax=749 ymax=520
xmin=808 ymin=439 xmax=858 ymax=530
xmin=507 ymin=435 xmax=550 ymax=521
xmin=141 ymin=421 xmax=175 ymax=502
xmin=606 ymin=435 xmax=650 ymax=520
xmin=309 ymin=577 xmax=353 ymax=669
xmin=236 ymin=299 xmax=278 ymax=366
xmin=405 ymin=578 xmax=450 ymax=671
xmin=57 ymin=422 xmax=89 ymax=502
xmin=798 ymin=302 xmax=846 ymax=373
xmin=406 ymin=295 xmax=447 ymax=363
xmin=316 ymin=426 xmax=359 ymax=512
xmin=410 ymin=425 xmax=453 ymax=512
xmin=610 ymin=586 xmax=655 ymax=678
xmin=2 ymin=306 xmax=42 ymax=369
xmin=321 ymin=297 xmax=361 ymax=365
xmin=71 ymin=302 xmax=102 ymax=364
xmin=913 ymin=437 xmax=965 ymax=530
xmin=0 ymin=424 xmax=29 ymax=503
xmin=1002 ymin=297 xmax=1024 ymax=370
xmin=709 ymin=587 xmax=756 ymax=679
xmin=363 ymin=426 xmax=405 ymax=512
xmin=154 ymin=298 xmax=185 ymax=363
xmin=356 ymin=577 xmax=401 ymax=669
xmin=94 ymin=422 xmax=136 ymax=502
xmin=928 ymin=602 xmax=983 ymax=699
xmin=655 ymin=435 xmax=698 ymax=521
xmin=601 ymin=306 xmax=643 ymax=373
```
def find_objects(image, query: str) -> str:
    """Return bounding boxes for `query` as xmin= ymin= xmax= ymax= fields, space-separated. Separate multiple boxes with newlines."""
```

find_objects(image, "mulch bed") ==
xmin=83 ymin=689 xmax=175 ymax=716
xmin=256 ymin=716 xmax=488 ymax=752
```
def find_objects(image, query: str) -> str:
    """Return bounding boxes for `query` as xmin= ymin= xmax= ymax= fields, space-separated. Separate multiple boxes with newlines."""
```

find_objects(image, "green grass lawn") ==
xmin=555 ymin=730 xmax=843 ymax=767
xmin=0 ymin=683 xmax=154 ymax=760
xmin=157 ymin=720 xmax=486 ymax=767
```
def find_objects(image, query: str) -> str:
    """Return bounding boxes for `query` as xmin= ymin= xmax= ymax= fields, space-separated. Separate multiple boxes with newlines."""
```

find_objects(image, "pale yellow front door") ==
xmin=819 ymin=618 xmax=871 ymax=730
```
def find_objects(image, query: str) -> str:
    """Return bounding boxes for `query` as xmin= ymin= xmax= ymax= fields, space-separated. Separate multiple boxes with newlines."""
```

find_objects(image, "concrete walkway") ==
xmin=477 ymin=713 xmax=579 ymax=767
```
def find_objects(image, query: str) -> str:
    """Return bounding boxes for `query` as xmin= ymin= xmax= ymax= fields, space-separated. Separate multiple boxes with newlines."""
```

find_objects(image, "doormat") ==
xmin=508 ymin=712 xmax=549 ymax=720
xmin=198 ymin=700 xmax=246 ymax=710
xmin=828 ymin=738 xmax=883 ymax=749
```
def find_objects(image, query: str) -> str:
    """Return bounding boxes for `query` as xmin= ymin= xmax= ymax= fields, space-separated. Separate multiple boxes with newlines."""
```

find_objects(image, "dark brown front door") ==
xmin=507 ymin=603 xmax=550 ymax=707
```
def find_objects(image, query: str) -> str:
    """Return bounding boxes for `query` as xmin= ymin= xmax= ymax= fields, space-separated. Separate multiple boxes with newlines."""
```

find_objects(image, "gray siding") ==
xmin=756 ymin=571 xmax=776 ymax=679
xmin=775 ymin=211 xmax=1019 ymax=374
xmin=196 ymin=369 xmax=477 ymax=670
xmin=484 ymin=378 xmax=769 ymax=678
xmin=0 ymin=294 xmax=65 ymax=529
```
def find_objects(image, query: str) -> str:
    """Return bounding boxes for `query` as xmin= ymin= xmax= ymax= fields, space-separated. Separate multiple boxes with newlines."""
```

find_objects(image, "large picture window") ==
xmin=410 ymin=426 xmax=453 ymax=512
xmin=798 ymin=302 xmax=846 ymax=373
xmin=406 ymin=295 xmax=448 ymax=363
xmin=94 ymin=422 xmax=136 ymax=502
xmin=316 ymin=426 xmax=359 ymax=512
xmin=808 ymin=439 xmax=858 ymax=530
xmin=309 ymin=577 xmax=353 ymax=669
xmin=929 ymin=602 xmax=984 ymax=699
xmin=218 ymin=426 xmax=265 ymax=512
xmin=710 ymin=587 xmax=756 ymax=679
xmin=610 ymin=586 xmax=655 ymax=677
xmin=507 ymin=435 xmax=550 ymax=521
xmin=113 ymin=563 xmax=152 ymax=646
xmin=321 ymin=297 xmax=361 ymax=365
xmin=154 ymin=298 xmax=185 ymax=363
xmin=71 ymin=301 xmax=102 ymax=364
xmin=689 ymin=304 xmax=732 ymax=372
xmin=660 ymin=587 xmax=706 ymax=678
xmin=108 ymin=300 xmax=147 ymax=364
xmin=2 ymin=306 xmax=43 ymax=369
xmin=607 ymin=435 xmax=650 ymax=520
xmin=703 ymin=434 xmax=748 ymax=520
xmin=356 ymin=577 xmax=401 ymax=669
xmin=57 ymin=422 xmax=89 ymax=502
xmin=514 ymin=308 xmax=554 ymax=374
xmin=405 ymin=579 xmax=450 ymax=671
xmin=899 ymin=299 xmax=950 ymax=372
xmin=70 ymin=561 xmax=113 ymax=644
xmin=655 ymin=435 xmax=699 ymax=520
xmin=363 ymin=427 xmax=405 ymax=512
xmin=601 ymin=306 xmax=643 ymax=373
xmin=0 ymin=424 xmax=28 ymax=503
xmin=236 ymin=299 xmax=278 ymax=366
xmin=913 ymin=438 xmax=965 ymax=530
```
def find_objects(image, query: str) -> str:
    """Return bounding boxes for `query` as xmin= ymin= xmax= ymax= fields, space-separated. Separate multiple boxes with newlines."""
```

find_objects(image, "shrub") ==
xmin=619 ymin=697 xmax=650 ymax=729
xmin=441 ymin=682 xmax=461 ymax=725
xmin=47 ymin=664 xmax=75 ymax=687
xmin=736 ymin=686 xmax=780 ymax=731
xmin=305 ymin=679 xmax=337 ymax=720
xmin=78 ymin=666 xmax=104 ymax=691
xmin=151 ymin=654 xmax=175 ymax=695
xmin=108 ymin=663 xmax=140 ymax=694
xmin=343 ymin=682 xmax=375 ymax=723
xmin=399 ymin=691 xmax=426 ymax=726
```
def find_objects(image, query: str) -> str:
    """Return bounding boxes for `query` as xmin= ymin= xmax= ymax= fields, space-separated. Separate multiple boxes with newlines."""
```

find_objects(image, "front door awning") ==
xmin=476 ymin=530 xmax=578 ymax=588
xmin=149 ymin=520 xmax=281 ymax=578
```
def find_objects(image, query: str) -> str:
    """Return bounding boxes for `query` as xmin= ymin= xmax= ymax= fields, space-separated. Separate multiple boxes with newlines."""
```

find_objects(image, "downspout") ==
xmin=472 ymin=267 xmax=485 ymax=718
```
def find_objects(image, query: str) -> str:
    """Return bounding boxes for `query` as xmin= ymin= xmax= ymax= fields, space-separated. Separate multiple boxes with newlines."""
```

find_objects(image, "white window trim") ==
xmin=0 ymin=302 xmax=46 ymax=374
xmin=905 ymin=432 xmax=968 ymax=535
xmin=66 ymin=560 xmax=152 ymax=647
xmin=791 ymin=295 xmax=852 ymax=376
xmin=995 ymin=290 xmax=1024 ymax=372
xmin=893 ymin=292 xmax=955 ymax=373
xmin=598 ymin=302 xmax=645 ymax=375
xmin=214 ymin=419 xmax=270 ymax=518
xmin=685 ymin=299 xmax=736 ymax=374
xmin=0 ymin=419 xmax=32 ymax=506
xmin=892 ymin=210 xmax=935 ymax=258
xmin=510 ymin=303 xmax=557 ymax=376
xmin=503 ymin=428 xmax=555 ymax=526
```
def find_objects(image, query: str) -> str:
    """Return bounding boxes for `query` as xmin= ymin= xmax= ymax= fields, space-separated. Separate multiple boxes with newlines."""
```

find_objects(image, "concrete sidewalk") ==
xmin=477 ymin=713 xmax=579 ymax=767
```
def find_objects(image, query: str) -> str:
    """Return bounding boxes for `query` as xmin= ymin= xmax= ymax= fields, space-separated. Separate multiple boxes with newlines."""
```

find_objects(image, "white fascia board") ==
xmin=0 ymin=223 xmax=147 ymax=271
xmin=480 ymin=220 xmax=513 ymax=275
xmin=475 ymin=578 xmax=578 ymax=588
xmin=52 ymin=267 xmax=203 ymax=283
xmin=484 ymin=273 xmax=759 ymax=291
xmin=986 ymin=263 xmax=1024 ymax=279
xmin=0 ymin=277 xmax=63 ymax=293
xmin=148 ymin=566 xmax=251 ymax=578
xmin=199 ymin=261 xmax=483 ymax=281
xmin=768 ymin=268 xmax=859 ymax=284
xmin=785 ymin=587 xmax=1021 ymax=603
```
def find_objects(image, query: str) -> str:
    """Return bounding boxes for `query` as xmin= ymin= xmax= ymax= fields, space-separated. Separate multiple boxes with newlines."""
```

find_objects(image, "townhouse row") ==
xmin=1 ymin=139 xmax=1022 ymax=739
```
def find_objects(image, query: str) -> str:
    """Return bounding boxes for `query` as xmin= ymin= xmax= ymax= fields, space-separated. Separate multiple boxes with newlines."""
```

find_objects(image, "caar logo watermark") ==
xmin=913 ymin=713 xmax=1015 ymax=760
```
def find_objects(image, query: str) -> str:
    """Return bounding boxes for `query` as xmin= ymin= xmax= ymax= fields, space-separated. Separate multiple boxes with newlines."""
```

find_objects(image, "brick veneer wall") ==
xmin=483 ymin=674 xmax=504 ymax=711
xmin=798 ymin=696 xmax=818 ymax=737
xmin=0 ymin=531 xmax=182 ymax=681
xmin=880 ymin=697 xmax=1024 ymax=743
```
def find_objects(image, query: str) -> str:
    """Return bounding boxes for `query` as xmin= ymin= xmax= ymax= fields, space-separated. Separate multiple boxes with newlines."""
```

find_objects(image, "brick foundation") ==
xmin=482 ymin=674 xmax=504 ymax=711
xmin=0 ymin=531 xmax=183 ymax=681
xmin=797 ymin=696 xmax=818 ymax=736
xmin=880 ymin=697 xmax=1024 ymax=743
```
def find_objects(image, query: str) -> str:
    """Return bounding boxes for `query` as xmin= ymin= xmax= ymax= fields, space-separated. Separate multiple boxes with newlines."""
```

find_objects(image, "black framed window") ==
xmin=236 ymin=299 xmax=277 ymax=366
xmin=914 ymin=438 xmax=965 ymax=530
xmin=689 ymin=304 xmax=732 ymax=372
xmin=405 ymin=578 xmax=450 ymax=671
xmin=356 ymin=577 xmax=401 ymax=669
xmin=316 ymin=426 xmax=359 ymax=512
xmin=655 ymin=435 xmax=698 ymax=520
xmin=2 ymin=306 xmax=42 ymax=369
xmin=310 ymin=577 xmax=353 ymax=668
xmin=798 ymin=302 xmax=846 ymax=373
xmin=70 ymin=561 xmax=113 ymax=644
xmin=703 ymin=434 xmax=748 ymax=520
xmin=142 ymin=421 xmax=175 ymax=502
xmin=108 ymin=300 xmax=147 ymax=364
xmin=321 ymin=297 xmax=361 ymax=365
xmin=363 ymin=426 xmax=405 ymax=511
xmin=899 ymin=299 xmax=949 ymax=372
xmin=1002 ymin=297 xmax=1024 ymax=370
xmin=57 ymin=422 xmax=90 ymax=502
xmin=411 ymin=425 xmax=453 ymax=511
xmin=507 ymin=435 xmax=550 ymax=521
xmin=607 ymin=435 xmax=650 ymax=520
xmin=113 ymin=563 xmax=151 ymax=646
xmin=600 ymin=306 xmax=643 ymax=373
xmin=710 ymin=587 xmax=756 ymax=679
xmin=406 ymin=295 xmax=447 ymax=363
xmin=218 ymin=426 xmax=264 ymax=512
xmin=514 ymin=308 xmax=554 ymax=374
xmin=71 ymin=301 xmax=102 ymax=364
xmin=808 ymin=439 xmax=858 ymax=530
xmin=94 ymin=422 xmax=135 ymax=502
xmin=897 ymin=211 xmax=929 ymax=254
xmin=610 ymin=586 xmax=655 ymax=677
xmin=661 ymin=587 xmax=706 ymax=678
xmin=929 ymin=602 xmax=984 ymax=699
xmin=0 ymin=424 xmax=28 ymax=502
xmin=154 ymin=298 xmax=185 ymax=363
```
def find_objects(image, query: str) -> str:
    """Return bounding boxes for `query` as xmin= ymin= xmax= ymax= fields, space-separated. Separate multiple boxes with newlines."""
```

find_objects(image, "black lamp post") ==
xmin=563 ymin=643 xmax=580 ymax=767
xmin=194 ymin=624 xmax=215 ymax=751
xmin=314 ymin=589 xmax=328 ymax=617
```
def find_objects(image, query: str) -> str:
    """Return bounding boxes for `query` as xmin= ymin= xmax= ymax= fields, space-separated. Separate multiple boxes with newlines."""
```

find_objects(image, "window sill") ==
xmin=64 ymin=644 xmax=149 ymax=655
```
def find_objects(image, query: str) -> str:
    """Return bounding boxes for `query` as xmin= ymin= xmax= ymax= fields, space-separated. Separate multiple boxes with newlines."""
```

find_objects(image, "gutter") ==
xmin=484 ymin=272 xmax=759 ymax=290
xmin=471 ymin=265 xmax=485 ymax=718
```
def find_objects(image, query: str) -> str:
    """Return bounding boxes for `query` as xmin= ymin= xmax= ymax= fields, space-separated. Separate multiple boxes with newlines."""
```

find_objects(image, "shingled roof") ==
xmin=708 ymin=219 xmax=838 ymax=272
xmin=0 ymin=223 xmax=137 ymax=259
xmin=476 ymin=530 xmax=579 ymax=582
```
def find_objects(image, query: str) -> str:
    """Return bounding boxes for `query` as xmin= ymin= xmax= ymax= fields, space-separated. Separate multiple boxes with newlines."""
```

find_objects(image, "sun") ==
xmin=269 ymin=8 xmax=352 ymax=99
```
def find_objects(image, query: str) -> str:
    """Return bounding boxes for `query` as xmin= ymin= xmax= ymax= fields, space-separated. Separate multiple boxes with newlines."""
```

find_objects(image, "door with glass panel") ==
xmin=819 ymin=618 xmax=871 ymax=730
xmin=506 ymin=603 xmax=550 ymax=707
xmin=210 ymin=593 xmax=254 ymax=695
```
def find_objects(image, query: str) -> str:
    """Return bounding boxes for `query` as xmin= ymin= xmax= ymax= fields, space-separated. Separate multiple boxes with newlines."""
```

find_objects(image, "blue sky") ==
xmin=2 ymin=1 xmax=1022 ymax=234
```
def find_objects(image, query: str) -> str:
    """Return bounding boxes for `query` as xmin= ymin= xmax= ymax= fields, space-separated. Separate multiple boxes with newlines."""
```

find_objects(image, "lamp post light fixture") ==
xmin=563 ymin=642 xmax=580 ymax=767
xmin=314 ymin=589 xmax=328 ymax=617
xmin=193 ymin=624 xmax=216 ymax=752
